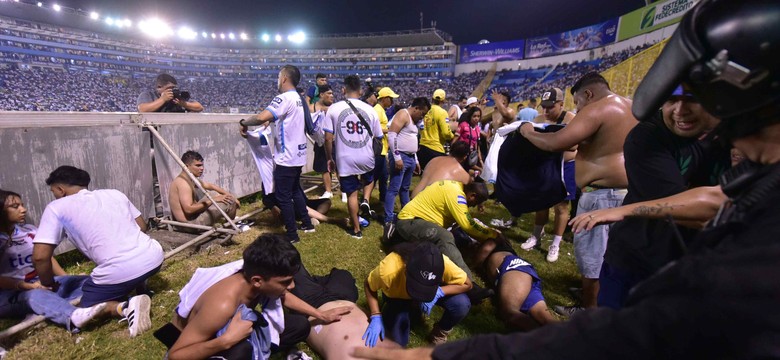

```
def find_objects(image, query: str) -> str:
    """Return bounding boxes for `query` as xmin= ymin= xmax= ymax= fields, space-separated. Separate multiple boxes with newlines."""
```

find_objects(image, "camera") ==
xmin=171 ymin=87 xmax=191 ymax=101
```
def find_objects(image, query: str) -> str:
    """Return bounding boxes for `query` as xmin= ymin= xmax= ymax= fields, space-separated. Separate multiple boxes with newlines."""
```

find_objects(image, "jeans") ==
xmin=273 ymin=165 xmax=312 ymax=241
xmin=382 ymin=293 xmax=470 ymax=347
xmin=384 ymin=152 xmax=416 ymax=222
xmin=0 ymin=275 xmax=88 ymax=331
xmin=374 ymin=154 xmax=388 ymax=202
xmin=573 ymin=189 xmax=627 ymax=279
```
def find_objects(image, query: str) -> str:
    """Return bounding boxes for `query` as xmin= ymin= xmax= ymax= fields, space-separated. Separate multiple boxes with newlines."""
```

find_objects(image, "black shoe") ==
xmin=360 ymin=200 xmax=373 ymax=219
xmin=347 ymin=229 xmax=363 ymax=239
xmin=287 ymin=235 xmax=300 ymax=244
xmin=298 ymin=224 xmax=316 ymax=233
xmin=382 ymin=222 xmax=396 ymax=244
xmin=466 ymin=284 xmax=495 ymax=305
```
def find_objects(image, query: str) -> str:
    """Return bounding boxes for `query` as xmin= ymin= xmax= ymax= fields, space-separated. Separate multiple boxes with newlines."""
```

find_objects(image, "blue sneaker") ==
xmin=359 ymin=216 xmax=370 ymax=228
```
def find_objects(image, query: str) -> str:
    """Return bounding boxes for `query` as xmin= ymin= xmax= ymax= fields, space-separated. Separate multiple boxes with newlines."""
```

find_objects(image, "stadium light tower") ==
xmin=287 ymin=31 xmax=306 ymax=44
xmin=220 ymin=33 xmax=225 ymax=39
xmin=261 ymin=33 xmax=270 ymax=42
xmin=36 ymin=2 xmax=42 ymax=7
xmin=228 ymin=32 xmax=235 ymax=40
xmin=211 ymin=32 xmax=216 ymax=39
xmin=139 ymin=18 xmax=173 ymax=38
xmin=123 ymin=19 xmax=132 ymax=27
xmin=177 ymin=26 xmax=197 ymax=40
xmin=240 ymin=32 xmax=248 ymax=40
xmin=105 ymin=17 xmax=114 ymax=25
xmin=275 ymin=34 xmax=282 ymax=42
xmin=201 ymin=31 xmax=207 ymax=38
xmin=52 ymin=4 xmax=61 ymax=11
xmin=90 ymin=11 xmax=99 ymax=20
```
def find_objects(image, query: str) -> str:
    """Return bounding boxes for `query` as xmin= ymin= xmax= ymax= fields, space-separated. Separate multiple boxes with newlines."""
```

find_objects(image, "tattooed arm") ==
xmin=569 ymin=186 xmax=727 ymax=233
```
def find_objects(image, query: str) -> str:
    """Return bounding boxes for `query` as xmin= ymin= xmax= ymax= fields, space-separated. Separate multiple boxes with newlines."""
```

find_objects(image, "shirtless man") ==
xmin=411 ymin=141 xmax=471 ymax=198
xmin=165 ymin=234 xmax=351 ymax=360
xmin=518 ymin=72 xmax=637 ymax=313
xmin=489 ymin=90 xmax=516 ymax=141
xmin=520 ymin=88 xmax=578 ymax=263
xmin=169 ymin=151 xmax=238 ymax=232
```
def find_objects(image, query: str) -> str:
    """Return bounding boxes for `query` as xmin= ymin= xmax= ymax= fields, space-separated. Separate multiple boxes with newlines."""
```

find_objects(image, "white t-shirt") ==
xmin=246 ymin=126 xmax=275 ymax=195
xmin=34 ymin=189 xmax=164 ymax=285
xmin=323 ymin=98 xmax=383 ymax=176
xmin=0 ymin=224 xmax=39 ymax=282
xmin=266 ymin=90 xmax=308 ymax=167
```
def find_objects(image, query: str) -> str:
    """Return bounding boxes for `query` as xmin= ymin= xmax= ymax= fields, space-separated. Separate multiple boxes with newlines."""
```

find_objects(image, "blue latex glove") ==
xmin=362 ymin=314 xmax=384 ymax=348
xmin=420 ymin=287 xmax=445 ymax=316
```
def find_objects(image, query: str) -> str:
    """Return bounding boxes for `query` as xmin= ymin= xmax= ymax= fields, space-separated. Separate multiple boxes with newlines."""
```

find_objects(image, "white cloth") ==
xmin=266 ymin=90 xmax=308 ymax=167
xmin=323 ymin=98 xmax=383 ymax=176
xmin=246 ymin=126 xmax=275 ymax=195
xmin=0 ymin=224 xmax=38 ymax=282
xmin=34 ymin=189 xmax=163 ymax=285
xmin=311 ymin=110 xmax=327 ymax=147
xmin=176 ymin=259 xmax=285 ymax=346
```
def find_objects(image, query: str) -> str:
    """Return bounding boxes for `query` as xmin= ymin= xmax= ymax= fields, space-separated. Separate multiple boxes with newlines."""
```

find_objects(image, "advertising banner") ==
xmin=618 ymin=0 xmax=699 ymax=40
xmin=525 ymin=18 xmax=619 ymax=59
xmin=459 ymin=40 xmax=525 ymax=63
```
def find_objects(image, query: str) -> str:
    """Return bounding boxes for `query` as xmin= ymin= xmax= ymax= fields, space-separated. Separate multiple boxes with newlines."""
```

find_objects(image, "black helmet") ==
xmin=633 ymin=0 xmax=780 ymax=122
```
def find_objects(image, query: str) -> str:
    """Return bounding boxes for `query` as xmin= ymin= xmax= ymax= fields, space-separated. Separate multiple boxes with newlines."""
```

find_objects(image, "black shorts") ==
xmin=289 ymin=266 xmax=358 ymax=309
xmin=313 ymin=144 xmax=328 ymax=173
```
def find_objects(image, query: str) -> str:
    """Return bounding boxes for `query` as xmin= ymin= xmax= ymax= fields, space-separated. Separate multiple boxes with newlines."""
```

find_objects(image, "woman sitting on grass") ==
xmin=0 ymin=189 xmax=106 ymax=332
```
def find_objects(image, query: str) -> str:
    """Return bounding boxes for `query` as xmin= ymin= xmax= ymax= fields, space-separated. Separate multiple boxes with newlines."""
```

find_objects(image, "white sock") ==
xmin=533 ymin=225 xmax=544 ymax=239
xmin=551 ymin=235 xmax=563 ymax=247
xmin=71 ymin=302 xmax=107 ymax=328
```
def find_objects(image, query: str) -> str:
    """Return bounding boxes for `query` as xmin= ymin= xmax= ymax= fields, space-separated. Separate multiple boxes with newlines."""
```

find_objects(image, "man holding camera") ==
xmin=137 ymin=73 xmax=204 ymax=113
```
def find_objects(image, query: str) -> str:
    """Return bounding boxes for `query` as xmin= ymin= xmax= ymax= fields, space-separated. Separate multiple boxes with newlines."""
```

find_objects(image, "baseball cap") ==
xmin=540 ymin=88 xmax=564 ymax=108
xmin=433 ymin=89 xmax=446 ymax=101
xmin=405 ymin=243 xmax=444 ymax=302
xmin=466 ymin=97 xmax=478 ymax=106
xmin=377 ymin=87 xmax=399 ymax=99
xmin=670 ymin=85 xmax=697 ymax=100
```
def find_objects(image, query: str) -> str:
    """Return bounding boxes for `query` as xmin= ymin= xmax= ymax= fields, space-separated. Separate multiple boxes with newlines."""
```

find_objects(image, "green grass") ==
xmin=0 ymin=180 xmax=581 ymax=359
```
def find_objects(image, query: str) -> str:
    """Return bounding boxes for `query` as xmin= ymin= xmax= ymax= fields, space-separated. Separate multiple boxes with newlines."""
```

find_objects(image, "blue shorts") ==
xmin=80 ymin=265 xmax=161 ymax=307
xmin=563 ymin=161 xmax=577 ymax=201
xmin=340 ymin=172 xmax=374 ymax=195
xmin=496 ymin=255 xmax=544 ymax=313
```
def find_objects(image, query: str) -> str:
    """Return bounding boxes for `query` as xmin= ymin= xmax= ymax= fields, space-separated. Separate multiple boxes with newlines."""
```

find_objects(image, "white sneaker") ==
xmin=70 ymin=302 xmax=107 ymax=329
xmin=121 ymin=294 xmax=152 ymax=337
xmin=319 ymin=191 xmax=333 ymax=199
xmin=520 ymin=236 xmax=539 ymax=250
xmin=547 ymin=244 xmax=560 ymax=262
xmin=341 ymin=192 xmax=348 ymax=203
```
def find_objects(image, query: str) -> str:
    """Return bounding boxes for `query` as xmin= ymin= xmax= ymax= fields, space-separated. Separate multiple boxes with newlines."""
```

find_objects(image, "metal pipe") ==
xmin=0 ymin=298 xmax=80 ymax=339
xmin=164 ymin=229 xmax=217 ymax=260
xmin=157 ymin=219 xmax=238 ymax=235
xmin=144 ymin=124 xmax=239 ymax=232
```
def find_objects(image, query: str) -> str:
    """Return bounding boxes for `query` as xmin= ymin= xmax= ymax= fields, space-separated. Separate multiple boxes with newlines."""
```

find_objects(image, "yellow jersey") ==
xmin=374 ymin=103 xmax=389 ymax=156
xmin=366 ymin=252 xmax=467 ymax=300
xmin=398 ymin=180 xmax=498 ymax=241
xmin=420 ymin=104 xmax=453 ymax=153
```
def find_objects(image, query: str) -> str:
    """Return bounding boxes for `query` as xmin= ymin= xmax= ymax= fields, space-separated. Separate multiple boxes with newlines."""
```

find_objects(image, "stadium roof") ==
xmin=1 ymin=0 xmax=647 ymax=45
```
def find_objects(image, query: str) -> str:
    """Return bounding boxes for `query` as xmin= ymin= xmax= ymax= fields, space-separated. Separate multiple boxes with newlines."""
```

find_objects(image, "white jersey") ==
xmin=177 ymin=259 xmax=285 ymax=346
xmin=324 ymin=98 xmax=383 ymax=176
xmin=266 ymin=90 xmax=308 ymax=167
xmin=0 ymin=224 xmax=38 ymax=282
xmin=246 ymin=126 xmax=275 ymax=195
xmin=34 ymin=189 xmax=164 ymax=285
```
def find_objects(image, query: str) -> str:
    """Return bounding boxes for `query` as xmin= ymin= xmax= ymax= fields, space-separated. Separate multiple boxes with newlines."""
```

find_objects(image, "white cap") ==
xmin=466 ymin=97 xmax=478 ymax=106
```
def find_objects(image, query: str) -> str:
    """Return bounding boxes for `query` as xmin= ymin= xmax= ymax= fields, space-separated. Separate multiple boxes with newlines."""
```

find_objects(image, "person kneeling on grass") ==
xmin=288 ymin=264 xmax=400 ymax=359
xmin=32 ymin=166 xmax=163 ymax=337
xmin=0 ymin=189 xmax=106 ymax=332
xmin=363 ymin=242 xmax=472 ymax=347
xmin=160 ymin=234 xmax=352 ymax=360
xmin=473 ymin=238 xmax=558 ymax=330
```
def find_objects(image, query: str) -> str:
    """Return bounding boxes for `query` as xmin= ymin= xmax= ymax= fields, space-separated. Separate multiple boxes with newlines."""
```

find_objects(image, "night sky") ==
xmin=57 ymin=0 xmax=646 ymax=44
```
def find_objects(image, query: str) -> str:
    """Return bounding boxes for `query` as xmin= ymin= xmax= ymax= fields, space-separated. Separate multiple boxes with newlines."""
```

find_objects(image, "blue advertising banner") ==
xmin=525 ymin=18 xmax=619 ymax=58
xmin=459 ymin=40 xmax=525 ymax=63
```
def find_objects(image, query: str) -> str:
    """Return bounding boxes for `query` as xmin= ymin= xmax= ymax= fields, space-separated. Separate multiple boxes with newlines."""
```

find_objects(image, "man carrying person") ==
xmin=169 ymin=151 xmax=238 ymax=232
xmin=164 ymin=234 xmax=351 ymax=360
xmin=311 ymin=84 xmax=337 ymax=199
xmin=517 ymin=73 xmax=637 ymax=314
xmin=137 ymin=73 xmax=204 ymax=113
xmin=324 ymin=75 xmax=384 ymax=239
xmin=519 ymin=88 xmax=577 ymax=263
xmin=383 ymin=97 xmax=429 ymax=224
xmin=32 ymin=166 xmax=163 ymax=337
xmin=374 ymin=87 xmax=400 ymax=207
xmin=305 ymin=73 xmax=328 ymax=105
xmin=240 ymin=65 xmax=315 ymax=243
xmin=418 ymin=89 xmax=454 ymax=170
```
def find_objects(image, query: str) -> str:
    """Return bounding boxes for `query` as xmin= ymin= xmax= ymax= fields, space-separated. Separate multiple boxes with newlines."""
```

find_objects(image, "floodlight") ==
xmin=275 ymin=34 xmax=282 ymax=42
xmin=220 ymin=33 xmax=225 ymax=39
xmin=240 ymin=33 xmax=248 ymax=40
xmin=287 ymin=31 xmax=306 ymax=44
xmin=52 ymin=4 xmax=61 ymax=11
xmin=37 ymin=2 xmax=42 ymax=7
xmin=139 ymin=18 xmax=173 ymax=38
xmin=211 ymin=33 xmax=216 ymax=39
xmin=89 ymin=12 xmax=99 ymax=20
xmin=261 ymin=33 xmax=270 ymax=42
xmin=105 ymin=17 xmax=114 ymax=25
xmin=123 ymin=19 xmax=132 ymax=27
xmin=177 ymin=26 xmax=197 ymax=40
xmin=201 ymin=31 xmax=207 ymax=38
xmin=228 ymin=33 xmax=235 ymax=40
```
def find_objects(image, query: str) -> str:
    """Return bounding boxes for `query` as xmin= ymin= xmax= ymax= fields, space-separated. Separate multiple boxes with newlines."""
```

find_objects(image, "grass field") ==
xmin=0 ymin=179 xmax=581 ymax=359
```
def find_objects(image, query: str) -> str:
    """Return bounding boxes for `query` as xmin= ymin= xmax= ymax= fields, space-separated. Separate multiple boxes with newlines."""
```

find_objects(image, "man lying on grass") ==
xmin=160 ymin=234 xmax=351 ymax=360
